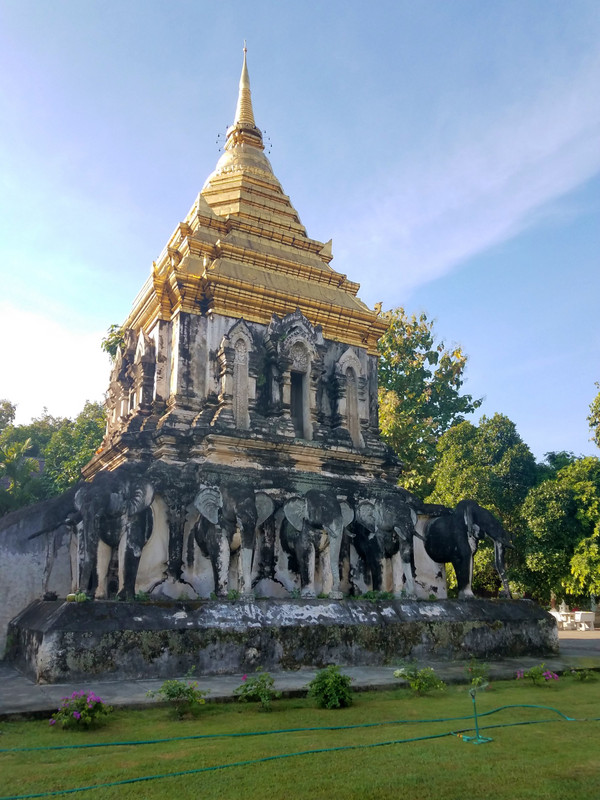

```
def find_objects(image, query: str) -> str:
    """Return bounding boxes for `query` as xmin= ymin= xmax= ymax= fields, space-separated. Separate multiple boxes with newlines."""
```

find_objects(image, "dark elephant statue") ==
xmin=192 ymin=483 xmax=275 ymax=598
xmin=353 ymin=494 xmax=418 ymax=598
xmin=73 ymin=470 xmax=155 ymax=600
xmin=281 ymin=489 xmax=354 ymax=599
xmin=420 ymin=499 xmax=513 ymax=599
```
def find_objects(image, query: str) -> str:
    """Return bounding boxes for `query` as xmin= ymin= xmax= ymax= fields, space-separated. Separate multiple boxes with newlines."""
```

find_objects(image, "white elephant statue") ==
xmin=354 ymin=494 xmax=418 ymax=598
xmin=73 ymin=470 xmax=155 ymax=600
xmin=192 ymin=483 xmax=275 ymax=598
xmin=281 ymin=489 xmax=354 ymax=599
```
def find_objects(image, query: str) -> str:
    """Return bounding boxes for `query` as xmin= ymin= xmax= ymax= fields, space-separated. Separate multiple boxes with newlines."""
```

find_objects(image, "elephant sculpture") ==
xmin=353 ymin=494 xmax=418 ymax=598
xmin=73 ymin=469 xmax=155 ymax=600
xmin=420 ymin=499 xmax=513 ymax=599
xmin=192 ymin=483 xmax=275 ymax=598
xmin=280 ymin=489 xmax=354 ymax=599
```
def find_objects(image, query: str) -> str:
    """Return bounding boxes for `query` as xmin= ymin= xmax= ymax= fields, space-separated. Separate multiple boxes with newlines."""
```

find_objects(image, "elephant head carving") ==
xmin=192 ymin=483 xmax=275 ymax=598
xmin=281 ymin=489 xmax=353 ymax=599
xmin=73 ymin=470 xmax=155 ymax=600
xmin=354 ymin=494 xmax=417 ymax=598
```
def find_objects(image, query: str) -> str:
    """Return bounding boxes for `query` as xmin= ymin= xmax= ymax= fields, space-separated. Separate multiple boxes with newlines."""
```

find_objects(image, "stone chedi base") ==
xmin=8 ymin=599 xmax=558 ymax=684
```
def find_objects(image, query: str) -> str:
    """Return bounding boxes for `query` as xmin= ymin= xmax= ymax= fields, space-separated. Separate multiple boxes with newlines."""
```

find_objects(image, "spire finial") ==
xmin=234 ymin=42 xmax=256 ymax=127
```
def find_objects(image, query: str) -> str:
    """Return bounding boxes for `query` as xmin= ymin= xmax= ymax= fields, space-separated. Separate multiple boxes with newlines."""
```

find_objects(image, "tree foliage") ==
xmin=43 ymin=402 xmax=106 ymax=494
xmin=427 ymin=414 xmax=538 ymax=525
xmin=0 ymin=438 xmax=41 ymax=515
xmin=0 ymin=401 xmax=106 ymax=516
xmin=377 ymin=307 xmax=482 ymax=495
xmin=0 ymin=399 xmax=16 ymax=433
xmin=589 ymin=382 xmax=600 ymax=450
xmin=101 ymin=324 xmax=126 ymax=361
xmin=0 ymin=408 xmax=68 ymax=457
xmin=520 ymin=457 xmax=600 ymax=602
xmin=426 ymin=414 xmax=539 ymax=596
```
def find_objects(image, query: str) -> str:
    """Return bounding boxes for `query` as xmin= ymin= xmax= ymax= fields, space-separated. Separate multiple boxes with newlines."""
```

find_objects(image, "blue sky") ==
xmin=0 ymin=0 xmax=598 ymax=460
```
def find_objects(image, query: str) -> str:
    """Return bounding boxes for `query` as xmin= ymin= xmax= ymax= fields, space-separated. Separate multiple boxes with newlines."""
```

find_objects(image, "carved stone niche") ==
xmin=127 ymin=331 xmax=156 ymax=416
xmin=266 ymin=310 xmax=326 ymax=441
xmin=335 ymin=347 xmax=367 ymax=448
xmin=105 ymin=332 xmax=135 ymax=434
xmin=215 ymin=319 xmax=256 ymax=431
xmin=104 ymin=329 xmax=157 ymax=437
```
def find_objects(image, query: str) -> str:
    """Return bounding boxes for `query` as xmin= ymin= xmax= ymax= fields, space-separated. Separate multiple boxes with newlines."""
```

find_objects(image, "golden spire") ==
xmin=233 ymin=42 xmax=256 ymax=127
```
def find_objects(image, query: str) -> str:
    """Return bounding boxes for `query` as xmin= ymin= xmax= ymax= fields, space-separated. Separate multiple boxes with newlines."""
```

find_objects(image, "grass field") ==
xmin=1 ymin=678 xmax=599 ymax=800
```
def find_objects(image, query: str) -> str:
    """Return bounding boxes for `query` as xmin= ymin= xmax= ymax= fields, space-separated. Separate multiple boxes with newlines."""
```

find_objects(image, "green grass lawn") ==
xmin=1 ymin=678 xmax=599 ymax=800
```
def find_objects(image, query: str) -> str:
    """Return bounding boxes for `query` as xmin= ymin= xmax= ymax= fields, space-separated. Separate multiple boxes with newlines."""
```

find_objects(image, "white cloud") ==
xmin=334 ymin=50 xmax=600 ymax=304
xmin=0 ymin=303 xmax=109 ymax=424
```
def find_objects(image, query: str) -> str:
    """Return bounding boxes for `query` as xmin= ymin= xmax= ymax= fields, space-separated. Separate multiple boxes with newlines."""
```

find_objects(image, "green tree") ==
xmin=589 ymin=383 xmax=600 ymax=449
xmin=0 ymin=401 xmax=105 ymax=517
xmin=535 ymin=451 xmax=578 ymax=483
xmin=427 ymin=414 xmax=538 ymax=524
xmin=520 ymin=457 xmax=600 ymax=602
xmin=0 ymin=399 xmax=16 ymax=433
xmin=0 ymin=438 xmax=41 ymax=515
xmin=43 ymin=402 xmax=106 ymax=493
xmin=377 ymin=307 xmax=482 ymax=496
xmin=426 ymin=414 xmax=538 ymax=595
xmin=0 ymin=408 xmax=67 ymax=457
xmin=101 ymin=324 xmax=126 ymax=361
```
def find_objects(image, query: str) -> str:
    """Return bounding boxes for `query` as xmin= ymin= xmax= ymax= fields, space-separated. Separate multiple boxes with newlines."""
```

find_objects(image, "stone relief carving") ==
xmin=353 ymin=495 xmax=417 ymax=598
xmin=4 ymin=462 xmax=510 ymax=604
xmin=265 ymin=310 xmax=327 ymax=440
xmin=215 ymin=319 xmax=255 ymax=431
xmin=280 ymin=489 xmax=354 ymax=599
xmin=105 ymin=329 xmax=156 ymax=436
xmin=335 ymin=347 xmax=366 ymax=448
xmin=72 ymin=469 xmax=155 ymax=600
xmin=191 ymin=483 xmax=274 ymax=598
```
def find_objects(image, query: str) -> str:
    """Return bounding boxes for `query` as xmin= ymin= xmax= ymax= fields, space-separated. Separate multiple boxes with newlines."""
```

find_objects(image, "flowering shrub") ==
xmin=147 ymin=678 xmax=208 ymax=719
xmin=49 ymin=691 xmax=112 ymax=729
xmin=394 ymin=665 xmax=446 ymax=695
xmin=516 ymin=664 xmax=559 ymax=685
xmin=307 ymin=665 xmax=353 ymax=709
xmin=234 ymin=668 xmax=281 ymax=711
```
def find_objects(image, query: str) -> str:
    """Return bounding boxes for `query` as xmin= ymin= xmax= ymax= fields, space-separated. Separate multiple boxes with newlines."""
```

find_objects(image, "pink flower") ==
xmin=73 ymin=711 xmax=81 ymax=720
xmin=242 ymin=674 xmax=247 ymax=682
xmin=49 ymin=719 xmax=56 ymax=726
xmin=516 ymin=670 xmax=524 ymax=680
xmin=543 ymin=671 xmax=559 ymax=681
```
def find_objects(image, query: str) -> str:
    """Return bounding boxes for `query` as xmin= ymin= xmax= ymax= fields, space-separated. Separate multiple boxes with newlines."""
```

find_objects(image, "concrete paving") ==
xmin=1 ymin=631 xmax=598 ymax=719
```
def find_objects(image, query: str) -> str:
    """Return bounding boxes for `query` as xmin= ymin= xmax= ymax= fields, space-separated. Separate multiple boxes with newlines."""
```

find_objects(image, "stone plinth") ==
xmin=8 ymin=599 xmax=558 ymax=684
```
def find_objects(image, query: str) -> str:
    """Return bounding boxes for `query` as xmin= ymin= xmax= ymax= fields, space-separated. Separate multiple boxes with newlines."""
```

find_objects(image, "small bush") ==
xmin=308 ymin=665 xmax=353 ymax=709
xmin=465 ymin=657 xmax=490 ymax=689
xmin=134 ymin=590 xmax=151 ymax=602
xmin=49 ymin=690 xmax=112 ymax=730
xmin=567 ymin=668 xmax=597 ymax=682
xmin=516 ymin=664 xmax=559 ymax=685
xmin=394 ymin=665 xmax=446 ymax=695
xmin=147 ymin=678 xmax=208 ymax=718
xmin=234 ymin=668 xmax=281 ymax=711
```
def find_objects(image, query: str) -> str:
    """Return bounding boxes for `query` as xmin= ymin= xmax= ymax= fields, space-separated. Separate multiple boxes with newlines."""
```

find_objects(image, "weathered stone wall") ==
xmin=7 ymin=598 xmax=558 ymax=684
xmin=0 ymin=501 xmax=74 ymax=658
xmin=0 ymin=478 xmax=447 ymax=655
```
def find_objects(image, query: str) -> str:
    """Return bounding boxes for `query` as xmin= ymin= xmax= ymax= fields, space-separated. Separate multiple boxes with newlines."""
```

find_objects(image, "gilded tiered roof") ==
xmin=126 ymin=48 xmax=386 ymax=353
